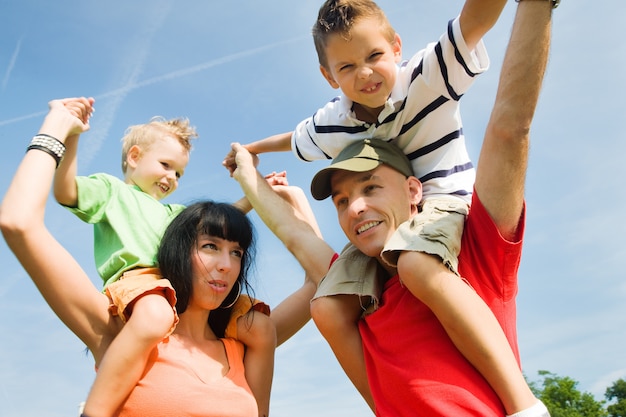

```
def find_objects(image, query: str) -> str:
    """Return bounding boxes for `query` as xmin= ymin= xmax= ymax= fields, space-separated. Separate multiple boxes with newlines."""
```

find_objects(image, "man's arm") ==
xmin=230 ymin=142 xmax=335 ymax=345
xmin=231 ymin=142 xmax=333 ymax=280
xmin=458 ymin=0 xmax=507 ymax=50
xmin=474 ymin=1 xmax=552 ymax=240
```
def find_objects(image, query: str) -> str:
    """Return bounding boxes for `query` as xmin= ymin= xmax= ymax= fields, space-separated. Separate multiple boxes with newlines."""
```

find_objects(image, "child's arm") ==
xmin=223 ymin=132 xmax=292 ymax=176
xmin=458 ymin=0 xmax=507 ymax=50
xmin=245 ymin=131 xmax=292 ymax=155
xmin=53 ymin=97 xmax=95 ymax=207
xmin=232 ymin=171 xmax=288 ymax=214
xmin=232 ymin=197 xmax=252 ymax=214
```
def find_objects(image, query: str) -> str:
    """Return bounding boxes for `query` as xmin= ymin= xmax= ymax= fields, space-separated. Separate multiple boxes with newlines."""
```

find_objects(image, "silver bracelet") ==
xmin=26 ymin=134 xmax=66 ymax=168
xmin=515 ymin=0 xmax=560 ymax=9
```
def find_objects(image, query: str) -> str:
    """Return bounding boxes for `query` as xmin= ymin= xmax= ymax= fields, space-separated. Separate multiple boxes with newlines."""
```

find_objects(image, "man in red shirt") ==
xmin=306 ymin=2 xmax=554 ymax=415
xmin=231 ymin=1 xmax=555 ymax=415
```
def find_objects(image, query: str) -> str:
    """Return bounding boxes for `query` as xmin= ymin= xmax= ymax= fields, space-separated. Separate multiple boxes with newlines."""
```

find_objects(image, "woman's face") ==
xmin=189 ymin=233 xmax=244 ymax=311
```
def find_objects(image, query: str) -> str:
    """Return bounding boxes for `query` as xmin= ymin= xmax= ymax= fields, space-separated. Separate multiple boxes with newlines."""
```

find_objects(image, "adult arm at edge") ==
xmin=474 ymin=1 xmax=552 ymax=240
xmin=0 ymin=99 xmax=115 ymax=362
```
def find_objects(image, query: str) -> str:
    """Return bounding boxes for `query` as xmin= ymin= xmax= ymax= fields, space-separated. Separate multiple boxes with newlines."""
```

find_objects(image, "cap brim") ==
xmin=310 ymin=157 xmax=382 ymax=200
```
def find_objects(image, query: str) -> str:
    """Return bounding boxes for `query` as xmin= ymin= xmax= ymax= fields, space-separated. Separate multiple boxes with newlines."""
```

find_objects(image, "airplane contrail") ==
xmin=0 ymin=35 xmax=307 ymax=128
xmin=1 ymin=38 xmax=21 ymax=91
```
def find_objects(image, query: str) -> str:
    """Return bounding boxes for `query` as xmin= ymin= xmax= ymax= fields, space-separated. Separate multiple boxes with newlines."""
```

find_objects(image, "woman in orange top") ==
xmin=0 ymin=97 xmax=334 ymax=417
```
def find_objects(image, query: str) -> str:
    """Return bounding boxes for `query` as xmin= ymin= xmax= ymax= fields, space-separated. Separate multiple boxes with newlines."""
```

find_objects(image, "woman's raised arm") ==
xmin=0 ymin=98 xmax=117 ymax=362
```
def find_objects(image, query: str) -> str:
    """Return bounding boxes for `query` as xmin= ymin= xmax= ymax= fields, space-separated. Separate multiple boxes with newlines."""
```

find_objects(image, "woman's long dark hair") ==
xmin=157 ymin=201 xmax=256 ymax=337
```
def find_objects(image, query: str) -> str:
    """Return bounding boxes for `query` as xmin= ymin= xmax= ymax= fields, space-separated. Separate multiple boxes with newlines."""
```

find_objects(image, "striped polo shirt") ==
xmin=292 ymin=17 xmax=489 ymax=204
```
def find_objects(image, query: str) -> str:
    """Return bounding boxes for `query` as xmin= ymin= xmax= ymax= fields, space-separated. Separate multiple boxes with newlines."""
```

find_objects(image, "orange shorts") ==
xmin=105 ymin=267 xmax=179 ymax=337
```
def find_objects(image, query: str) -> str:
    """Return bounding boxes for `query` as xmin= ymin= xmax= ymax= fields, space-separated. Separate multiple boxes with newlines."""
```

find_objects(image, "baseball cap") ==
xmin=310 ymin=138 xmax=414 ymax=200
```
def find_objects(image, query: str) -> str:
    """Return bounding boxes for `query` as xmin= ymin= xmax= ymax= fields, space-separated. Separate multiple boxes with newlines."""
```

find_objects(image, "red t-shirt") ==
xmin=359 ymin=192 xmax=525 ymax=416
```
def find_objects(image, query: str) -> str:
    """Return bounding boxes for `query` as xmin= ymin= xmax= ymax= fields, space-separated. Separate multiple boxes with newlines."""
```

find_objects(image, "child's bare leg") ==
xmin=236 ymin=310 xmax=277 ymax=417
xmin=82 ymin=293 xmax=174 ymax=417
xmin=397 ymin=251 xmax=537 ymax=415
xmin=310 ymin=294 xmax=375 ymax=412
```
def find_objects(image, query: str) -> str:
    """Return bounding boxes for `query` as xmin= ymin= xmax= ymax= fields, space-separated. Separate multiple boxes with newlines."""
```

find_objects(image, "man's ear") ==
xmin=126 ymin=145 xmax=142 ymax=169
xmin=320 ymin=65 xmax=340 ymax=89
xmin=407 ymin=176 xmax=422 ymax=215
xmin=393 ymin=33 xmax=403 ymax=63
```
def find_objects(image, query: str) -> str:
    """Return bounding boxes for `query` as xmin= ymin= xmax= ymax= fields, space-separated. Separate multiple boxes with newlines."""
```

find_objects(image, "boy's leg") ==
xmin=385 ymin=198 xmax=538 ymax=414
xmin=397 ymin=250 xmax=537 ymax=414
xmin=235 ymin=311 xmax=277 ymax=417
xmin=310 ymin=294 xmax=375 ymax=412
xmin=82 ymin=292 xmax=175 ymax=417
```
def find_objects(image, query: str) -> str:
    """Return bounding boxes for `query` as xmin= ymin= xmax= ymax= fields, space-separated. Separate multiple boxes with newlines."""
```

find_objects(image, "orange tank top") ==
xmin=118 ymin=337 xmax=258 ymax=417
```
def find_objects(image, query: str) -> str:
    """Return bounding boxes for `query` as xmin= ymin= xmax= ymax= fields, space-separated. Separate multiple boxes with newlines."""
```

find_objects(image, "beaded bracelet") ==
xmin=515 ymin=0 xmax=560 ymax=9
xmin=26 ymin=134 xmax=66 ymax=168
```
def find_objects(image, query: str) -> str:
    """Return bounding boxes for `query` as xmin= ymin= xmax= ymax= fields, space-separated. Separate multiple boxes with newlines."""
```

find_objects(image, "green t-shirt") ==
xmin=65 ymin=173 xmax=185 ymax=288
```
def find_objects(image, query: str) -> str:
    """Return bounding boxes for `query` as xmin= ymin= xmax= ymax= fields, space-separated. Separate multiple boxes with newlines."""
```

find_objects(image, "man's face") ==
xmin=329 ymin=164 xmax=421 ymax=260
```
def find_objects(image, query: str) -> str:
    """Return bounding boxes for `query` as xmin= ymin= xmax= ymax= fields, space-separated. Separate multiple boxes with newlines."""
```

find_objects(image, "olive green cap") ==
xmin=310 ymin=138 xmax=413 ymax=200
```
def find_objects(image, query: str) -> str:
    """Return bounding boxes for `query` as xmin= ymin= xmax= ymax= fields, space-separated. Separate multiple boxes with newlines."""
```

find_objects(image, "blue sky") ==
xmin=1 ymin=1 xmax=624 ymax=416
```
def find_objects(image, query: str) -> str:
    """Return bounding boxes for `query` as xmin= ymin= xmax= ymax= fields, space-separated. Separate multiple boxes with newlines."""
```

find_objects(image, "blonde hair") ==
xmin=120 ymin=116 xmax=198 ymax=173
xmin=312 ymin=0 xmax=396 ymax=69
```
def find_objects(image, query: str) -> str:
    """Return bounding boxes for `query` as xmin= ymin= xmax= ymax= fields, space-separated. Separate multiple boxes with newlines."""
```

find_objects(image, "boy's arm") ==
xmin=458 ymin=0 xmax=507 ymax=50
xmin=245 ymin=131 xmax=293 ymax=155
xmin=223 ymin=131 xmax=293 ymax=176
xmin=53 ymin=135 xmax=79 ymax=207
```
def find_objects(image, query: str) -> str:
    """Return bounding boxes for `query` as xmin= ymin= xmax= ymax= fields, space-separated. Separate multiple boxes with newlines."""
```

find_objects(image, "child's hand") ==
xmin=264 ymin=171 xmax=289 ymax=187
xmin=226 ymin=143 xmax=260 ymax=177
xmin=223 ymin=144 xmax=259 ymax=176
xmin=222 ymin=148 xmax=238 ymax=175
xmin=63 ymin=97 xmax=95 ymax=125
xmin=44 ymin=97 xmax=95 ymax=139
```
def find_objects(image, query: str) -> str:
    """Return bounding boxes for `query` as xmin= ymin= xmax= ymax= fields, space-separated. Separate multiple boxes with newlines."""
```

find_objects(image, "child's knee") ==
xmin=397 ymin=251 xmax=452 ymax=296
xmin=127 ymin=294 xmax=175 ymax=340
xmin=311 ymin=295 xmax=362 ymax=335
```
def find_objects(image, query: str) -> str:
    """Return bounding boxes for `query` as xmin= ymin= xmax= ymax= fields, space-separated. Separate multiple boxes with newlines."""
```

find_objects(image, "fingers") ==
xmin=68 ymin=97 xmax=95 ymax=123
xmin=51 ymin=97 xmax=95 ymax=124
xmin=264 ymin=170 xmax=289 ymax=186
xmin=230 ymin=143 xmax=260 ymax=168
xmin=222 ymin=143 xmax=242 ymax=176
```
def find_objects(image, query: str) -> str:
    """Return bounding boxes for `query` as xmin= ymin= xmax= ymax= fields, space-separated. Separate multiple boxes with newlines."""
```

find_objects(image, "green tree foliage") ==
xmin=528 ymin=370 xmax=607 ymax=417
xmin=605 ymin=378 xmax=626 ymax=417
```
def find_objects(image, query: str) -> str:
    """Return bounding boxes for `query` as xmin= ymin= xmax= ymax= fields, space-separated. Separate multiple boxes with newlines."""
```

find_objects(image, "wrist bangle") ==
xmin=515 ymin=0 xmax=560 ymax=9
xmin=26 ymin=134 xmax=66 ymax=168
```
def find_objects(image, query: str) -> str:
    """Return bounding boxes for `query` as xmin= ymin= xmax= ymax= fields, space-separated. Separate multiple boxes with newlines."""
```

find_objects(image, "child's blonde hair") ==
xmin=312 ymin=0 xmax=396 ymax=69
xmin=120 ymin=117 xmax=198 ymax=174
